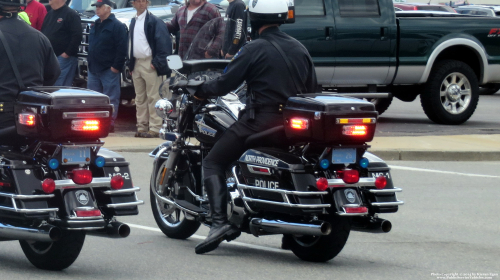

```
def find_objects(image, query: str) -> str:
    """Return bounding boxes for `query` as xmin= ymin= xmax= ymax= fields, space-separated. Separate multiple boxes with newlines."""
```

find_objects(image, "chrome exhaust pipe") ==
xmin=352 ymin=218 xmax=392 ymax=233
xmin=86 ymin=222 xmax=131 ymax=238
xmin=0 ymin=222 xmax=62 ymax=242
xmin=249 ymin=218 xmax=331 ymax=237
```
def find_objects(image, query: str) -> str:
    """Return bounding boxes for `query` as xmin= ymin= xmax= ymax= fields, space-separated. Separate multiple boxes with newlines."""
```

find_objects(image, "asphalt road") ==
xmin=113 ymin=92 xmax=500 ymax=137
xmin=1 ymin=153 xmax=499 ymax=279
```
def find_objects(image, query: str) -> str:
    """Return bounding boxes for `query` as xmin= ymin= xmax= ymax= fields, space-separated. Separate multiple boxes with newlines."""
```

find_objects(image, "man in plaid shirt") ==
xmin=166 ymin=0 xmax=220 ymax=59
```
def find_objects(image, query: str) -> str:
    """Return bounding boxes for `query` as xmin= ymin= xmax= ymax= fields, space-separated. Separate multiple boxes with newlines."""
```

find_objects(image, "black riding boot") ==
xmin=195 ymin=175 xmax=241 ymax=254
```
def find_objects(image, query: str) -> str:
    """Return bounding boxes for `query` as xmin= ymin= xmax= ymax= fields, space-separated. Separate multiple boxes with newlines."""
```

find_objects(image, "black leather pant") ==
xmin=202 ymin=112 xmax=282 ymax=178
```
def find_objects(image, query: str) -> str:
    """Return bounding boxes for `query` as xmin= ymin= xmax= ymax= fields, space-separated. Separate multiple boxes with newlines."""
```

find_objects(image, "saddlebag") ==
xmin=14 ymin=87 xmax=113 ymax=141
xmin=283 ymin=96 xmax=378 ymax=145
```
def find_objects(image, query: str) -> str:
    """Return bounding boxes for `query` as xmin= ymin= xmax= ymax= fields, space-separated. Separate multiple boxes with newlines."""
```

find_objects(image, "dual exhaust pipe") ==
xmin=0 ymin=221 xmax=130 ymax=242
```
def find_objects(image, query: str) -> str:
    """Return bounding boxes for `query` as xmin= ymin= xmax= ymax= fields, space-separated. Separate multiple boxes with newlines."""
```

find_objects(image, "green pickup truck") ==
xmin=280 ymin=0 xmax=500 ymax=124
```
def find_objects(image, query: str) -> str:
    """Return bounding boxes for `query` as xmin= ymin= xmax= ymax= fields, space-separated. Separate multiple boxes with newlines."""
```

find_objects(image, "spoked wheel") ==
xmin=150 ymin=161 xmax=200 ymax=239
xmin=420 ymin=59 xmax=479 ymax=124
xmin=288 ymin=216 xmax=352 ymax=262
xmin=19 ymin=230 xmax=85 ymax=270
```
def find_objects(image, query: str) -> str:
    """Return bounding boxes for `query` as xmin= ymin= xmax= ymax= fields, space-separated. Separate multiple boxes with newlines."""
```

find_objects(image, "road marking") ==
xmin=389 ymin=165 xmax=500 ymax=178
xmin=127 ymin=223 xmax=287 ymax=253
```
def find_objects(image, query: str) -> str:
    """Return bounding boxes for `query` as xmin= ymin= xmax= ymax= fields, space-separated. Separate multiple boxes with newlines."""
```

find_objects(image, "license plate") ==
xmin=331 ymin=148 xmax=356 ymax=164
xmin=62 ymin=147 xmax=90 ymax=165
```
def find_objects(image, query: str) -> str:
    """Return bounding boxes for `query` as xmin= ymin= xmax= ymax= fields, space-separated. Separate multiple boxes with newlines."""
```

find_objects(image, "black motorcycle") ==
xmin=149 ymin=55 xmax=404 ymax=262
xmin=0 ymin=87 xmax=143 ymax=270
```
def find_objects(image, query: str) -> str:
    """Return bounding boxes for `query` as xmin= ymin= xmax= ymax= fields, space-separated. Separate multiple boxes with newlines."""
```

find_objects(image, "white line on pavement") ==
xmin=389 ymin=165 xmax=500 ymax=178
xmin=127 ymin=223 xmax=287 ymax=254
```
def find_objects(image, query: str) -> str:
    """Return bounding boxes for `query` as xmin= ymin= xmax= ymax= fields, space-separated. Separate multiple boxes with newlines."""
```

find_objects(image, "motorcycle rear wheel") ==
xmin=150 ymin=161 xmax=200 ymax=239
xmin=19 ymin=230 xmax=86 ymax=270
xmin=288 ymin=216 xmax=351 ymax=262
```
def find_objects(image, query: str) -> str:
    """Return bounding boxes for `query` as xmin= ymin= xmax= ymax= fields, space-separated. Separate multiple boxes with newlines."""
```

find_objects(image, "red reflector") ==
xmin=42 ymin=178 xmax=56 ymax=193
xmin=290 ymin=118 xmax=309 ymax=130
xmin=0 ymin=182 xmax=11 ymax=187
xmin=72 ymin=169 xmax=92 ymax=185
xmin=342 ymin=125 xmax=368 ymax=136
xmin=75 ymin=209 xmax=102 ymax=217
xmin=110 ymin=175 xmax=124 ymax=190
xmin=71 ymin=120 xmax=100 ymax=131
xmin=342 ymin=169 xmax=359 ymax=184
xmin=345 ymin=206 xmax=368 ymax=214
xmin=316 ymin=177 xmax=329 ymax=191
xmin=375 ymin=176 xmax=387 ymax=189
xmin=252 ymin=167 xmax=270 ymax=173
xmin=18 ymin=113 xmax=36 ymax=126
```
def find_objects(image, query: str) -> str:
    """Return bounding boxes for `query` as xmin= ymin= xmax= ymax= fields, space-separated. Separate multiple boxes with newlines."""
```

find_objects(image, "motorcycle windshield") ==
xmin=184 ymin=17 xmax=248 ymax=60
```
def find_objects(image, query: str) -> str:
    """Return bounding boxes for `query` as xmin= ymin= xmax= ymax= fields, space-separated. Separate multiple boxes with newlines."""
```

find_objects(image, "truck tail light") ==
xmin=18 ymin=113 xmax=36 ymax=126
xmin=290 ymin=118 xmax=309 ymax=130
xmin=71 ymin=120 xmax=100 ymax=132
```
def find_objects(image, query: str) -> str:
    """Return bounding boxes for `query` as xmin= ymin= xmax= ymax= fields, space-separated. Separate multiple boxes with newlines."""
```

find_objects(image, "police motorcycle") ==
xmin=0 ymin=87 xmax=143 ymax=270
xmin=149 ymin=17 xmax=403 ymax=262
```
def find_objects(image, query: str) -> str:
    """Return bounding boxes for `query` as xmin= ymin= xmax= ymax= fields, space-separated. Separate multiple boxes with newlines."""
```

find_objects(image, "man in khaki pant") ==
xmin=128 ymin=0 xmax=171 ymax=138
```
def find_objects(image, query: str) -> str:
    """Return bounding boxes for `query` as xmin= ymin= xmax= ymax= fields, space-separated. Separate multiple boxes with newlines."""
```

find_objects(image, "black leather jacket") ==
xmin=0 ymin=15 xmax=59 ymax=128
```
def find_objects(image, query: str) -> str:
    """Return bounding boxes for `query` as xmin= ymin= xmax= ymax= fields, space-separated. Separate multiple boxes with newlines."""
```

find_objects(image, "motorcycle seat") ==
xmin=244 ymin=125 xmax=288 ymax=149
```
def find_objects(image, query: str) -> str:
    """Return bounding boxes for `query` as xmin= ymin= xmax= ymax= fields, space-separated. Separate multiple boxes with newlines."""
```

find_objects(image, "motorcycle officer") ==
xmin=190 ymin=0 xmax=317 ymax=254
xmin=0 ymin=0 xmax=59 ymax=142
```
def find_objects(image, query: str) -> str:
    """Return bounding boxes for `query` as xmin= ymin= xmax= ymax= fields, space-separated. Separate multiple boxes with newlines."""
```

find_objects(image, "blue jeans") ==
xmin=87 ymin=69 xmax=120 ymax=125
xmin=54 ymin=55 xmax=78 ymax=86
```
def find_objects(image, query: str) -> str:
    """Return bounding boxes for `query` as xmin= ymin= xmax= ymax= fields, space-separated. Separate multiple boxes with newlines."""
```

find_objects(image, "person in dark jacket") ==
xmin=222 ymin=0 xmax=247 ymax=59
xmin=87 ymin=0 xmax=127 ymax=132
xmin=129 ymin=0 xmax=172 ymax=138
xmin=41 ymin=0 xmax=81 ymax=86
xmin=0 ymin=0 xmax=59 ymax=139
xmin=190 ymin=0 xmax=317 ymax=255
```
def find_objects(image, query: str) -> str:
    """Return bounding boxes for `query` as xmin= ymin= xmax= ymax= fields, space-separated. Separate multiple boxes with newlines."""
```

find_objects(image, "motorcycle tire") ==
xmin=150 ymin=161 xmax=201 ymax=239
xmin=288 ymin=215 xmax=351 ymax=262
xmin=19 ymin=230 xmax=86 ymax=270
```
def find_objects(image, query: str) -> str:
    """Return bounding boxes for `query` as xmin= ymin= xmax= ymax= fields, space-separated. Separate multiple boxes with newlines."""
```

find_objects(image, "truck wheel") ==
xmin=368 ymin=96 xmax=393 ymax=116
xmin=150 ymin=161 xmax=201 ymax=239
xmin=421 ymin=60 xmax=479 ymax=124
xmin=19 ymin=230 xmax=85 ymax=270
xmin=479 ymin=84 xmax=500 ymax=95
xmin=288 ymin=216 xmax=351 ymax=262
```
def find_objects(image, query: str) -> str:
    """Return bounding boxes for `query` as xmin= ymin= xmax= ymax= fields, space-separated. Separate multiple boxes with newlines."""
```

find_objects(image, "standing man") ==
xmin=166 ymin=0 xmax=220 ymax=59
xmin=0 ymin=0 xmax=59 ymax=140
xmin=24 ymin=0 xmax=46 ymax=31
xmin=87 ymin=0 xmax=127 ymax=133
xmin=41 ymin=0 xmax=81 ymax=86
xmin=221 ymin=0 xmax=246 ymax=59
xmin=129 ymin=0 xmax=171 ymax=138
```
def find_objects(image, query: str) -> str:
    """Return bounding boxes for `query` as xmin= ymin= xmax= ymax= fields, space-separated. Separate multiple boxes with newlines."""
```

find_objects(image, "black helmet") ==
xmin=0 ymin=0 xmax=26 ymax=7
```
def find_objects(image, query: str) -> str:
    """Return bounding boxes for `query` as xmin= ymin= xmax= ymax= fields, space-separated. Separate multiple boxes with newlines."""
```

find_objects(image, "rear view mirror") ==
xmin=167 ymin=55 xmax=183 ymax=70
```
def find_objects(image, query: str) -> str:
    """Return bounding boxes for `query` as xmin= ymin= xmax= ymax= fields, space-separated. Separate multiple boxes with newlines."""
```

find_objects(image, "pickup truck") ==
xmin=280 ymin=0 xmax=500 ymax=124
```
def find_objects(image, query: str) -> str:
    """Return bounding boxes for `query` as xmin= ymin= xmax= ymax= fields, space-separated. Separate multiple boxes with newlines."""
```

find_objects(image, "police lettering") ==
xmin=255 ymin=179 xmax=279 ymax=189
xmin=244 ymin=155 xmax=279 ymax=167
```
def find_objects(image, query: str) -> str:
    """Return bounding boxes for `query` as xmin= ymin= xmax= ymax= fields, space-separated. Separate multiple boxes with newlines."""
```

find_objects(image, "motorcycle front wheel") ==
xmin=288 ymin=215 xmax=352 ymax=262
xmin=150 ymin=160 xmax=200 ymax=239
xmin=19 ymin=230 xmax=86 ymax=270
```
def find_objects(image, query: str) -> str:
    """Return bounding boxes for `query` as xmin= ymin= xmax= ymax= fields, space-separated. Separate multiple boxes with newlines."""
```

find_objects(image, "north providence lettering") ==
xmin=244 ymin=155 xmax=279 ymax=167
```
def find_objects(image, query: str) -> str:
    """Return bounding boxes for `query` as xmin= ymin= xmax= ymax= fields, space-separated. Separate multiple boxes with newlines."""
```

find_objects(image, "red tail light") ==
xmin=75 ymin=209 xmax=102 ymax=217
xmin=0 ymin=182 xmax=11 ymax=188
xmin=18 ymin=113 xmax=36 ymax=126
xmin=42 ymin=178 xmax=56 ymax=193
xmin=110 ymin=175 xmax=124 ymax=190
xmin=345 ymin=206 xmax=368 ymax=214
xmin=290 ymin=118 xmax=309 ymax=130
xmin=375 ymin=176 xmax=387 ymax=189
xmin=71 ymin=120 xmax=100 ymax=131
xmin=316 ymin=177 xmax=329 ymax=191
xmin=72 ymin=169 xmax=92 ymax=185
xmin=342 ymin=125 xmax=368 ymax=136
xmin=340 ymin=169 xmax=359 ymax=184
